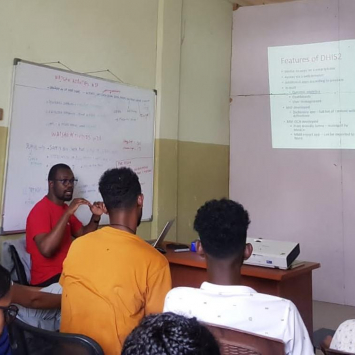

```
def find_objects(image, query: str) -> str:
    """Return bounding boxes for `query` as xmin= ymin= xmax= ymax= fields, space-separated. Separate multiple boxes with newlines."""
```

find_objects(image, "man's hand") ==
xmin=66 ymin=198 xmax=91 ymax=216
xmin=90 ymin=201 xmax=106 ymax=216
xmin=320 ymin=335 xmax=333 ymax=350
xmin=35 ymin=198 xmax=90 ymax=257
xmin=76 ymin=201 xmax=106 ymax=237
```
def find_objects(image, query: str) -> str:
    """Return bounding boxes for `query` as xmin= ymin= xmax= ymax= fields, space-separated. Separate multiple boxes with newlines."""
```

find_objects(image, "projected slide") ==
xmin=268 ymin=40 xmax=355 ymax=149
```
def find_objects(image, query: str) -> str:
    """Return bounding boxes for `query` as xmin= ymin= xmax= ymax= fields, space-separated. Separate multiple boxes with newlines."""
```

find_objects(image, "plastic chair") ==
xmin=204 ymin=323 xmax=285 ymax=355
xmin=9 ymin=318 xmax=104 ymax=355
xmin=9 ymin=245 xmax=29 ymax=286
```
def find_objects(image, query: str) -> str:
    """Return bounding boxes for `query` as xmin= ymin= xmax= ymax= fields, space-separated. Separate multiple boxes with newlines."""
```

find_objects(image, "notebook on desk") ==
xmin=146 ymin=219 xmax=175 ymax=252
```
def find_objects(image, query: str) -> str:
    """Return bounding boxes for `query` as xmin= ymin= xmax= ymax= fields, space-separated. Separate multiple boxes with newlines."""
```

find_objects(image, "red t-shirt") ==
xmin=26 ymin=196 xmax=82 ymax=285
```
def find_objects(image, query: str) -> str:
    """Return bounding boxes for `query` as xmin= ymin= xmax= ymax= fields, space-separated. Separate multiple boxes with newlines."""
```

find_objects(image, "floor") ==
xmin=313 ymin=301 xmax=355 ymax=354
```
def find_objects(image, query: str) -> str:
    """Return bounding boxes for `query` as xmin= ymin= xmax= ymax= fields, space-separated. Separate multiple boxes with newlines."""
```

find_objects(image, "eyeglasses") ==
xmin=52 ymin=178 xmax=78 ymax=186
xmin=0 ymin=305 xmax=19 ymax=324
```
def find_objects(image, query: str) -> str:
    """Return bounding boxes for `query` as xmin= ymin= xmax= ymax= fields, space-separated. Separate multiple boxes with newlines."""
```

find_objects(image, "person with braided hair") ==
xmin=122 ymin=312 xmax=220 ymax=355
xmin=60 ymin=167 xmax=171 ymax=355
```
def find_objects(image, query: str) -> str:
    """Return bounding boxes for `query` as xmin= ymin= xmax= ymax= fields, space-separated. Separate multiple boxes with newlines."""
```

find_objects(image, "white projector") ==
xmin=243 ymin=238 xmax=300 ymax=269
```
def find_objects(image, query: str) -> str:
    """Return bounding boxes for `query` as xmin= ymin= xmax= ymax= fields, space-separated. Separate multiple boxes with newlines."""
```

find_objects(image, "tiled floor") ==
xmin=313 ymin=301 xmax=355 ymax=354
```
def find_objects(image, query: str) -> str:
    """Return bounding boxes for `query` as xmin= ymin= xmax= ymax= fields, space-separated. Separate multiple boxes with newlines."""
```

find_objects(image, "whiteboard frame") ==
xmin=1 ymin=59 xmax=156 ymax=234
xmin=1 ymin=60 xmax=20 ymax=234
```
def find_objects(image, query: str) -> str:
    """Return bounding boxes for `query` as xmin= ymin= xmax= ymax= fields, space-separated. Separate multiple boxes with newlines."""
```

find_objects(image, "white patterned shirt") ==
xmin=330 ymin=319 xmax=355 ymax=353
xmin=163 ymin=282 xmax=314 ymax=355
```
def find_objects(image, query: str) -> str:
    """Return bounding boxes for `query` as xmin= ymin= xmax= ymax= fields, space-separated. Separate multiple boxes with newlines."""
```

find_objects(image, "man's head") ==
xmin=122 ymin=312 xmax=220 ymax=355
xmin=99 ymin=168 xmax=143 ymax=224
xmin=194 ymin=199 xmax=251 ymax=262
xmin=48 ymin=163 xmax=75 ymax=202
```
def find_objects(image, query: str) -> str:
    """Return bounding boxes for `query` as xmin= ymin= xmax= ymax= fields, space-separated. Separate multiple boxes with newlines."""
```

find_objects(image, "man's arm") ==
xmin=320 ymin=335 xmax=332 ymax=352
xmin=327 ymin=320 xmax=355 ymax=353
xmin=285 ymin=302 xmax=314 ymax=355
xmin=73 ymin=201 xmax=105 ymax=237
xmin=34 ymin=198 xmax=90 ymax=258
xmin=145 ymin=263 xmax=172 ymax=315
xmin=12 ymin=284 xmax=61 ymax=309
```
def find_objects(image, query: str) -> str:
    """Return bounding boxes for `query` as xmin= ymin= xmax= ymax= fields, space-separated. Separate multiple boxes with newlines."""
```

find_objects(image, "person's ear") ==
xmin=137 ymin=194 xmax=144 ymax=207
xmin=243 ymin=243 xmax=253 ymax=261
xmin=196 ymin=240 xmax=204 ymax=256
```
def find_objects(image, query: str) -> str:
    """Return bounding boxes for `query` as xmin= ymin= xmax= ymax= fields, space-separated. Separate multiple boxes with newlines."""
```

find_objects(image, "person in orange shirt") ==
xmin=60 ymin=167 xmax=172 ymax=354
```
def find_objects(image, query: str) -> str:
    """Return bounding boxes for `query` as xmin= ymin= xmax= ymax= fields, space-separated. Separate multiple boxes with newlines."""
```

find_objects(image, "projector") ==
xmin=244 ymin=238 xmax=300 ymax=269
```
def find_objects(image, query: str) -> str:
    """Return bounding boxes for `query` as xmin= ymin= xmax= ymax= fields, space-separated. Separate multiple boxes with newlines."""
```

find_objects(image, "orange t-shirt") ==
xmin=60 ymin=227 xmax=172 ymax=355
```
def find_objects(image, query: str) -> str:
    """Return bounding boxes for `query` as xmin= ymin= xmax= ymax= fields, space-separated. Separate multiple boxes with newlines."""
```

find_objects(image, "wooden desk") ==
xmin=164 ymin=245 xmax=320 ymax=338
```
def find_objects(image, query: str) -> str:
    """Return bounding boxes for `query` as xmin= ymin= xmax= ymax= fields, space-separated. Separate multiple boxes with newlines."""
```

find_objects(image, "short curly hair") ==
xmin=194 ymin=199 xmax=250 ymax=259
xmin=48 ymin=163 xmax=71 ymax=181
xmin=121 ymin=313 xmax=220 ymax=355
xmin=99 ymin=167 xmax=141 ymax=210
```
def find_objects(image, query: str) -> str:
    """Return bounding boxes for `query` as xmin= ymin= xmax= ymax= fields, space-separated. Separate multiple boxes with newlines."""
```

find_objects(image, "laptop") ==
xmin=146 ymin=219 xmax=175 ymax=253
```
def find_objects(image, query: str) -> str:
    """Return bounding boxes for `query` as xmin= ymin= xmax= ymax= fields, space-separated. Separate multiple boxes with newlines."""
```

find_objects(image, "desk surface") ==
xmin=164 ymin=243 xmax=320 ymax=281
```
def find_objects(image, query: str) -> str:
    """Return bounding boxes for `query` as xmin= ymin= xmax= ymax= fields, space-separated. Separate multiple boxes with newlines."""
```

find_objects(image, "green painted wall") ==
xmin=177 ymin=141 xmax=230 ymax=244
xmin=0 ymin=0 xmax=233 ymax=249
xmin=176 ymin=0 xmax=232 ymax=243
xmin=0 ymin=127 xmax=8 ymax=226
xmin=0 ymin=0 xmax=161 ymax=242
xmin=151 ymin=139 xmax=179 ymax=241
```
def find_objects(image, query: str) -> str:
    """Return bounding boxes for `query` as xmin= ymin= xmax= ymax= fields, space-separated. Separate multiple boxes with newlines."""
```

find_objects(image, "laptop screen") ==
xmin=153 ymin=219 xmax=175 ymax=248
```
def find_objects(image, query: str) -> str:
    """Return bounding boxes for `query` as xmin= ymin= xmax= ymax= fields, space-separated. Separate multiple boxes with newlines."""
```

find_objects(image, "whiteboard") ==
xmin=1 ymin=60 xmax=155 ymax=233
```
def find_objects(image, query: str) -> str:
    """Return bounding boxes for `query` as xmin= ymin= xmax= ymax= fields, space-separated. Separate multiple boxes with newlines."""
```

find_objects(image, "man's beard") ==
xmin=55 ymin=189 xmax=73 ymax=202
xmin=63 ymin=194 xmax=72 ymax=201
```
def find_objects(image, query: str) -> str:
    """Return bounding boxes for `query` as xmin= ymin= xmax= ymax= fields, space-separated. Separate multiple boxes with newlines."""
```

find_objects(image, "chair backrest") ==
xmin=9 ymin=318 xmax=104 ymax=355
xmin=204 ymin=323 xmax=285 ymax=355
xmin=322 ymin=347 xmax=355 ymax=355
xmin=9 ymin=245 xmax=29 ymax=286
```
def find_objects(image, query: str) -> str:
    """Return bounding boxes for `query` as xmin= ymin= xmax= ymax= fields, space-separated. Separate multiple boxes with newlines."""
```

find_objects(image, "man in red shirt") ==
xmin=26 ymin=163 xmax=104 ymax=287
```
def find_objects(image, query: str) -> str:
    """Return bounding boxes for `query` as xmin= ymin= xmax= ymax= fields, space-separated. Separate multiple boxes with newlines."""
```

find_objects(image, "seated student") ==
xmin=121 ymin=312 xmax=221 ymax=355
xmin=0 ymin=267 xmax=17 ymax=355
xmin=321 ymin=320 xmax=355 ymax=353
xmin=164 ymin=199 xmax=314 ymax=355
xmin=0 ymin=266 xmax=63 ymax=354
xmin=12 ymin=282 xmax=62 ymax=331
xmin=60 ymin=167 xmax=172 ymax=354
xmin=0 ymin=264 xmax=62 ymax=331
xmin=26 ymin=163 xmax=105 ymax=287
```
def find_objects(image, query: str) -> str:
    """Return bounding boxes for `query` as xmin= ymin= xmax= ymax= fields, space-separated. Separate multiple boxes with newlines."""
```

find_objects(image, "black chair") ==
xmin=9 ymin=318 xmax=104 ymax=355
xmin=9 ymin=245 xmax=29 ymax=286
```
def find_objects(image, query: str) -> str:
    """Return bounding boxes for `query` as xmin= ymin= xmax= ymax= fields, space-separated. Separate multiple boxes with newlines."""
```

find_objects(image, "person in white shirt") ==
xmin=163 ymin=198 xmax=314 ymax=355
xmin=321 ymin=320 xmax=355 ymax=353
